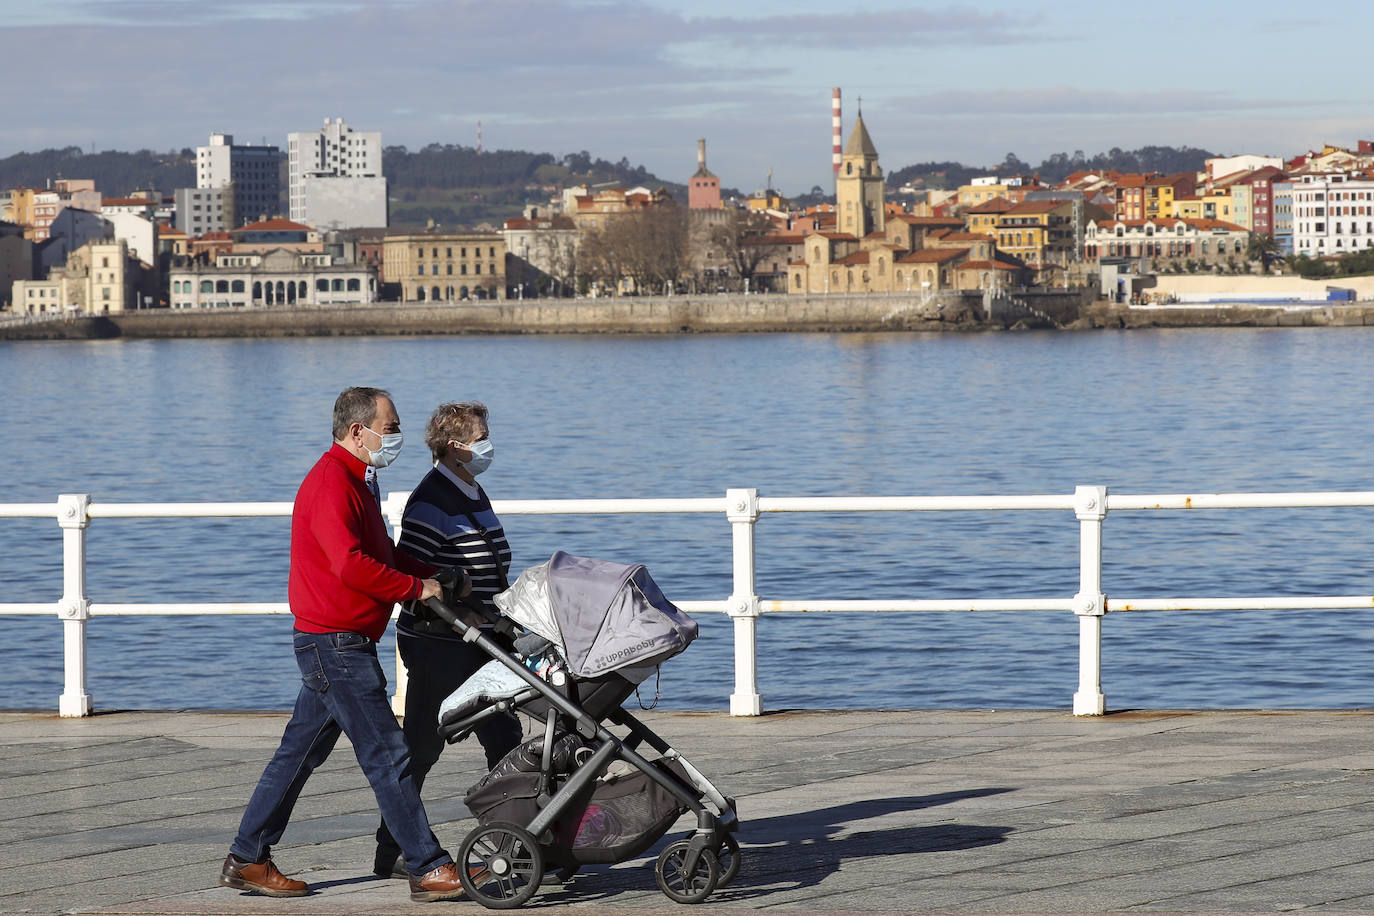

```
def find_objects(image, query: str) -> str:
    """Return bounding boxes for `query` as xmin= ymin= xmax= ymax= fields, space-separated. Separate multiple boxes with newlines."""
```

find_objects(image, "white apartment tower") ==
xmin=287 ymin=117 xmax=387 ymax=229
xmin=1291 ymin=172 xmax=1374 ymax=257
xmin=195 ymin=133 xmax=281 ymax=227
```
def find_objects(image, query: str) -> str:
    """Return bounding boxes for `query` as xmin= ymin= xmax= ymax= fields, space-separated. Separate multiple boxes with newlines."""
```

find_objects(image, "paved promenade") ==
xmin=4 ymin=708 xmax=1374 ymax=915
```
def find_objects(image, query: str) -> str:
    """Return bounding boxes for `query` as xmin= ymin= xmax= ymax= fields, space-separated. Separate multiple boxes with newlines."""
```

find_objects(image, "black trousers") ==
xmin=374 ymin=629 xmax=523 ymax=863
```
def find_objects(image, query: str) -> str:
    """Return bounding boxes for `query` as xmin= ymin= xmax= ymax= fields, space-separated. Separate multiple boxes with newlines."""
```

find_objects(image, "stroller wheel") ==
xmin=654 ymin=839 xmax=720 ymax=904
xmin=458 ymin=822 xmax=544 ymax=909
xmin=677 ymin=831 xmax=740 ymax=888
xmin=716 ymin=834 xmax=741 ymax=888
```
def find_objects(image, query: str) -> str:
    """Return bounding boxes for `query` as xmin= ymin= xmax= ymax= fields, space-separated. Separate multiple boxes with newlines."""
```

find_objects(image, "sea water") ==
xmin=5 ymin=328 xmax=1374 ymax=711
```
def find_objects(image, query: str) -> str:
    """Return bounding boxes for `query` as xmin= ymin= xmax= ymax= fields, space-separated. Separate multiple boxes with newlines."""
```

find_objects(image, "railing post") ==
xmin=725 ymin=488 xmax=762 ymax=716
xmin=57 ymin=494 xmax=93 ymax=717
xmin=1072 ymin=485 xmax=1108 ymax=716
xmin=380 ymin=489 xmax=409 ymax=717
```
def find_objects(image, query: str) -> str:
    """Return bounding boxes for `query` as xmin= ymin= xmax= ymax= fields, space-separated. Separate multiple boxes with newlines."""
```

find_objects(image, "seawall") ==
xmin=8 ymin=287 xmax=1374 ymax=340
xmin=0 ymin=289 xmax=1091 ymax=340
xmin=1078 ymin=302 xmax=1374 ymax=329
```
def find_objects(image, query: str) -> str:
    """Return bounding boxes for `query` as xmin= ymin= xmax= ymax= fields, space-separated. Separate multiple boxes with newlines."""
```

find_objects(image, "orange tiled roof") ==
xmin=1003 ymin=200 xmax=1067 ymax=215
xmin=896 ymin=248 xmax=967 ymax=264
xmin=1093 ymin=217 xmax=1246 ymax=232
xmin=965 ymin=198 xmax=1014 ymax=213
xmin=957 ymin=259 xmax=1021 ymax=271
xmin=893 ymin=214 xmax=964 ymax=225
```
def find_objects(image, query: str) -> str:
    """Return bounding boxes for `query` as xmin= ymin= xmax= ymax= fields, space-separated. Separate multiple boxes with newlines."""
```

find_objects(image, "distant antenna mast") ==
xmin=832 ymin=88 xmax=842 ymax=175
xmin=476 ymin=120 xmax=483 ymax=154
xmin=767 ymin=167 xmax=773 ymax=191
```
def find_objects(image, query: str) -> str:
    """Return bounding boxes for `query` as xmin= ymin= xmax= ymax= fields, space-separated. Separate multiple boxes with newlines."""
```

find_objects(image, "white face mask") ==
xmin=363 ymin=426 xmax=404 ymax=468
xmin=460 ymin=438 xmax=494 ymax=475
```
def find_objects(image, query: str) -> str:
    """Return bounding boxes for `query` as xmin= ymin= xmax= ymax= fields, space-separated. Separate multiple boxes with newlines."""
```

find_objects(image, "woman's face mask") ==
xmin=458 ymin=438 xmax=494 ymax=475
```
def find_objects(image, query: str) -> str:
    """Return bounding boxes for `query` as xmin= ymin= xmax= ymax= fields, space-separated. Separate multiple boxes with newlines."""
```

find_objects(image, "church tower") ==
xmin=836 ymin=112 xmax=884 ymax=237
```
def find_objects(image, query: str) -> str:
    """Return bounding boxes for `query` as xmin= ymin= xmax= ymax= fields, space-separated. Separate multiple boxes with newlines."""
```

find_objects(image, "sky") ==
xmin=3 ymin=0 xmax=1373 ymax=196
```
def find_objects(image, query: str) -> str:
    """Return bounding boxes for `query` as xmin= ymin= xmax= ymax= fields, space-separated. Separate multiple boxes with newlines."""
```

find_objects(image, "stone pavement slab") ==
xmin=3 ymin=709 xmax=1374 ymax=914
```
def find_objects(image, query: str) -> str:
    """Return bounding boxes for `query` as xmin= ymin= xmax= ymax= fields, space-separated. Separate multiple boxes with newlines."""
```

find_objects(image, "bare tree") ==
xmin=710 ymin=208 xmax=776 ymax=289
xmin=534 ymin=231 xmax=579 ymax=296
xmin=579 ymin=204 xmax=687 ymax=295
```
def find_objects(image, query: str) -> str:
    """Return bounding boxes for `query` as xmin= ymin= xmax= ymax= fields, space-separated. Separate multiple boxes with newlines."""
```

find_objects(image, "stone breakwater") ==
xmin=7 ymin=289 xmax=1374 ymax=340
xmin=0 ymin=290 xmax=1090 ymax=340
xmin=1077 ymin=302 xmax=1374 ymax=329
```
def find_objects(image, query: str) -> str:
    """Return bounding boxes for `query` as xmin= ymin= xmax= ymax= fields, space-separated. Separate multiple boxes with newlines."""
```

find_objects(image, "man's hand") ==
xmin=434 ymin=567 xmax=473 ymax=599
xmin=419 ymin=578 xmax=442 ymax=601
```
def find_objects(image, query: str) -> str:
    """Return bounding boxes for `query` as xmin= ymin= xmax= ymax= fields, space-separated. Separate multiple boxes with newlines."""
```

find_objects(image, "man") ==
xmin=219 ymin=386 xmax=466 ymax=903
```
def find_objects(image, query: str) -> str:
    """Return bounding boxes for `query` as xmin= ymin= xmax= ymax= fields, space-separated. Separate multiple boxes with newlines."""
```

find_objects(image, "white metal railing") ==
xmin=4 ymin=486 xmax=1374 ymax=717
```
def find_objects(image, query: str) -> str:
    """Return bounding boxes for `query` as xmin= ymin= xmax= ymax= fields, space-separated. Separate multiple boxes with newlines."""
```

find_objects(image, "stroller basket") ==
xmin=466 ymin=758 xmax=692 ymax=865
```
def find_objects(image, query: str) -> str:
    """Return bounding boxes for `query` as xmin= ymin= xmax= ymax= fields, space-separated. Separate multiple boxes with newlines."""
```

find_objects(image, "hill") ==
xmin=887 ymin=145 xmax=1217 ymax=192
xmin=0 ymin=144 xmax=690 ymax=229
xmin=0 ymin=143 xmax=1218 ymax=227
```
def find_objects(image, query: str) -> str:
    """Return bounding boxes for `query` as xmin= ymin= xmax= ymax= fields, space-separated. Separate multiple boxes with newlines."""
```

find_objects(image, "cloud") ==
xmin=890 ymin=85 xmax=1296 ymax=118
xmin=691 ymin=5 xmax=1046 ymax=48
xmin=1 ymin=0 xmax=1370 ymax=196
xmin=43 ymin=0 xmax=387 ymax=25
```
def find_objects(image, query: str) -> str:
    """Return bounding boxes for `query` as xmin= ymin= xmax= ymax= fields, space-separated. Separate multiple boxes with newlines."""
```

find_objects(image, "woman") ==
xmin=374 ymin=401 xmax=524 ymax=878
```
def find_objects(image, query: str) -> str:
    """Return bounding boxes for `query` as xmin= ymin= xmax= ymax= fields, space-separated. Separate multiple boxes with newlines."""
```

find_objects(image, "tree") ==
xmin=709 ymin=209 xmax=775 ymax=288
xmin=1246 ymin=233 xmax=1281 ymax=272
xmin=579 ymin=204 xmax=687 ymax=296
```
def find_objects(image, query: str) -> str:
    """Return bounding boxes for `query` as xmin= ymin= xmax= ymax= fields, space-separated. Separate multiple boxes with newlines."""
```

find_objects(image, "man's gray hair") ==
xmin=332 ymin=386 xmax=391 ymax=441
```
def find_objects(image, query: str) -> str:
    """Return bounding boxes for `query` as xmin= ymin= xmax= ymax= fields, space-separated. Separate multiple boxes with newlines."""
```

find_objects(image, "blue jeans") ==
xmin=375 ymin=629 xmax=523 ymax=863
xmin=230 ymin=630 xmax=451 ymax=876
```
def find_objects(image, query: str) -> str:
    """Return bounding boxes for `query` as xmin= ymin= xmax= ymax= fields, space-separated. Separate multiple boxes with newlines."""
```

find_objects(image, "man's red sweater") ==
xmin=289 ymin=443 xmax=434 ymax=641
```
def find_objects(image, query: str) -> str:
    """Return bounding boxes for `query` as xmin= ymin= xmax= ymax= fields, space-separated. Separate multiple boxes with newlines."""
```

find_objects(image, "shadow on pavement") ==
xmin=536 ymin=787 xmax=1015 ymax=904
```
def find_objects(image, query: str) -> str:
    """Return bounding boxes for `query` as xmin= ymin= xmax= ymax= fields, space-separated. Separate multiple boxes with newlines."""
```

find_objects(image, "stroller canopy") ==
xmin=494 ymin=551 xmax=697 ymax=682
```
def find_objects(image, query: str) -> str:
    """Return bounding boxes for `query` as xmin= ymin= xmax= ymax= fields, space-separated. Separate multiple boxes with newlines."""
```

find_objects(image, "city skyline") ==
xmin=3 ymin=0 xmax=1372 ymax=196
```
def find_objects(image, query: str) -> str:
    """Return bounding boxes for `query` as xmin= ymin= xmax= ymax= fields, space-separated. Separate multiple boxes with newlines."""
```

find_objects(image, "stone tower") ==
xmin=836 ymin=113 xmax=884 ymax=237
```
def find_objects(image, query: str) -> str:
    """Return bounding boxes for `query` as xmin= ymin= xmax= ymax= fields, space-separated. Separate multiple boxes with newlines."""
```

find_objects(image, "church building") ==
xmin=788 ymin=113 xmax=1024 ymax=295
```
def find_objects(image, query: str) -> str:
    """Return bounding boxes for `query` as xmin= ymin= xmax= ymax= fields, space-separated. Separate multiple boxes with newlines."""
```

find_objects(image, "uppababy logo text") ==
xmin=596 ymin=637 xmax=662 ymax=668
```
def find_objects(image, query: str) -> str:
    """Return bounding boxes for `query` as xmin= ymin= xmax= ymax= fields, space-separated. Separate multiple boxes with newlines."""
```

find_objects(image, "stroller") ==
xmin=427 ymin=551 xmax=741 ymax=909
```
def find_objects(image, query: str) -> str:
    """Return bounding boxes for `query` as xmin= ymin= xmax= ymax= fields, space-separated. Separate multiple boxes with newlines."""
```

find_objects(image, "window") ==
xmin=418 ymin=264 xmax=424 ymax=275
xmin=316 ymin=279 xmax=328 ymax=291
xmin=216 ymin=280 xmax=229 ymax=293
xmin=475 ymin=264 xmax=481 ymax=274
xmin=346 ymin=278 xmax=360 ymax=291
xmin=200 ymin=280 xmax=213 ymax=294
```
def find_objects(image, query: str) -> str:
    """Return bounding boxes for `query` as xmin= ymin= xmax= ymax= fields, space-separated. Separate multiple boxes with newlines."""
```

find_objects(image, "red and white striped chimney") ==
xmin=832 ymin=88 xmax=842 ymax=174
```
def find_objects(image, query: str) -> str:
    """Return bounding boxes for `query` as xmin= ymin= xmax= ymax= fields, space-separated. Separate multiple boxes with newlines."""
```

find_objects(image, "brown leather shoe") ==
xmin=219 ymin=853 xmax=309 ymax=897
xmin=409 ymin=862 xmax=465 ymax=902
